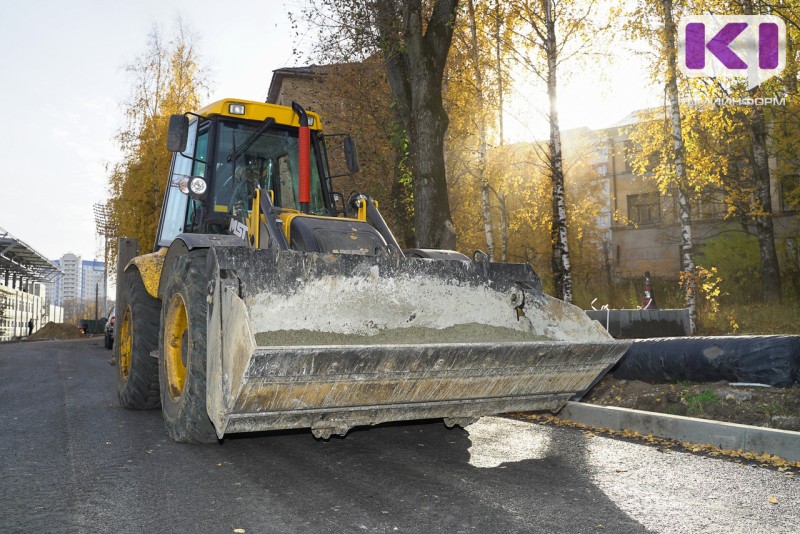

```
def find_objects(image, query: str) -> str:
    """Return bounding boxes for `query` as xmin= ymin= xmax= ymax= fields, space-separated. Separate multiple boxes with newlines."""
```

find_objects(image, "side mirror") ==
xmin=343 ymin=136 xmax=360 ymax=173
xmin=167 ymin=114 xmax=189 ymax=152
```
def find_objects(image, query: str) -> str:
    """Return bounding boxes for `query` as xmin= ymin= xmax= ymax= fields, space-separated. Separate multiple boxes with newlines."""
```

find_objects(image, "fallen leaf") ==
xmin=769 ymin=497 xmax=778 ymax=504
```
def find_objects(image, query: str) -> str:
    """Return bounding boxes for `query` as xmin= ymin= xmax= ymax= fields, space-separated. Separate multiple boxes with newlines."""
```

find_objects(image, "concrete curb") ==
xmin=556 ymin=401 xmax=800 ymax=463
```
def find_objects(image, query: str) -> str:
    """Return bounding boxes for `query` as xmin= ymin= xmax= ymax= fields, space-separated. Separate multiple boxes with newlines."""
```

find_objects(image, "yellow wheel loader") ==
xmin=114 ymin=98 xmax=628 ymax=443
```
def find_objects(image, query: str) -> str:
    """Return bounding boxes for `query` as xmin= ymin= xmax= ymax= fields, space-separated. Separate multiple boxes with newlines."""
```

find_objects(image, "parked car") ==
xmin=104 ymin=306 xmax=116 ymax=350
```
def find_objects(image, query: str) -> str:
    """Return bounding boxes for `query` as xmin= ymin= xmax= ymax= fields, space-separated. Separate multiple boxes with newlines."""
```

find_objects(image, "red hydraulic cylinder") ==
xmin=292 ymin=102 xmax=311 ymax=214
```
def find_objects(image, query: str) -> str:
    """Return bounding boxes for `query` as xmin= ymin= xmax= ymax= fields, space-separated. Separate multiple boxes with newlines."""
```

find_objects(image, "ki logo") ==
xmin=679 ymin=15 xmax=786 ymax=89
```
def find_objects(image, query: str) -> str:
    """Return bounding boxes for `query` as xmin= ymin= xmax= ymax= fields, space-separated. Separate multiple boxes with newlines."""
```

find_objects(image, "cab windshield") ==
xmin=211 ymin=119 xmax=326 ymax=217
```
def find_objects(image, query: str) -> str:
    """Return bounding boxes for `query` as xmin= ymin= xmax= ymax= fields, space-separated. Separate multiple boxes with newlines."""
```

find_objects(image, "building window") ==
xmin=694 ymin=189 xmax=728 ymax=220
xmin=628 ymin=192 xmax=661 ymax=225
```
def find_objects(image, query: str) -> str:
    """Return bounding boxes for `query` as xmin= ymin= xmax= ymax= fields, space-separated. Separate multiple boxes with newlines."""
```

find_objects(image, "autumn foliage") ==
xmin=106 ymin=23 xmax=208 ymax=266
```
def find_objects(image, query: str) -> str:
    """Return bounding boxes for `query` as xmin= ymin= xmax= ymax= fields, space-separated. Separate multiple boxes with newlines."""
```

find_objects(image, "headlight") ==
xmin=189 ymin=177 xmax=207 ymax=196
xmin=177 ymin=176 xmax=207 ymax=198
xmin=178 ymin=176 xmax=191 ymax=194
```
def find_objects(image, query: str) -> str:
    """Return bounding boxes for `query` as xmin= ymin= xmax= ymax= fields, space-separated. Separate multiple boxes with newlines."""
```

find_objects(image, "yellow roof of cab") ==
xmin=197 ymin=99 xmax=322 ymax=130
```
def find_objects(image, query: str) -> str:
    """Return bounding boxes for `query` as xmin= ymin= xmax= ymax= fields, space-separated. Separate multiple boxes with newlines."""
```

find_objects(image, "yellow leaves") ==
xmin=768 ymin=497 xmax=779 ymax=504
xmin=108 ymin=20 xmax=208 ymax=260
xmin=521 ymin=412 xmax=800 ymax=473
xmin=680 ymin=265 xmax=724 ymax=322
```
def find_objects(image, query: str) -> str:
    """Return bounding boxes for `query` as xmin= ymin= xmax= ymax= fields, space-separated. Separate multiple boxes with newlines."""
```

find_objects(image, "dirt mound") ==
xmin=28 ymin=322 xmax=83 ymax=341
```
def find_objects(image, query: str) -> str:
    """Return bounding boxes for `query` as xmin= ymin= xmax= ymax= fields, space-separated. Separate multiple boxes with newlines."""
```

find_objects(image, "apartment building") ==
xmin=81 ymin=259 xmax=106 ymax=303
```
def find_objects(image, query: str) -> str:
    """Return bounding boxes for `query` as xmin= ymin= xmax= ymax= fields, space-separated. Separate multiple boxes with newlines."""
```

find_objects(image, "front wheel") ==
xmin=116 ymin=269 xmax=161 ymax=409
xmin=158 ymin=251 xmax=217 ymax=443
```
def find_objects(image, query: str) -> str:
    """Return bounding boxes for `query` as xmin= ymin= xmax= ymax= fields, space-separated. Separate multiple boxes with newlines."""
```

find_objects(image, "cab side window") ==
xmin=184 ymin=126 xmax=209 ymax=231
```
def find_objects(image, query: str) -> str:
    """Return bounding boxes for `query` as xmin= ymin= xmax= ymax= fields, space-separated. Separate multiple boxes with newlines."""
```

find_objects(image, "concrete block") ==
xmin=557 ymin=401 xmax=800 ymax=462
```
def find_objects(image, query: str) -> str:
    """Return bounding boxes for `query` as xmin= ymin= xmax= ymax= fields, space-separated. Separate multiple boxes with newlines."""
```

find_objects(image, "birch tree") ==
xmin=107 ymin=21 xmax=208 ymax=262
xmin=445 ymin=0 xmax=514 ymax=259
xmin=624 ymin=0 xmax=701 ymax=329
xmin=663 ymin=0 xmax=697 ymax=331
xmin=508 ymin=0 xmax=609 ymax=302
xmin=467 ymin=0 xmax=495 ymax=259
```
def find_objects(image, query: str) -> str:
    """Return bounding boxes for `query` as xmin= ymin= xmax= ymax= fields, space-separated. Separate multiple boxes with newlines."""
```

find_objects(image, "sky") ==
xmin=0 ymin=0 xmax=307 ymax=263
xmin=0 ymin=0 xmax=657 ymax=264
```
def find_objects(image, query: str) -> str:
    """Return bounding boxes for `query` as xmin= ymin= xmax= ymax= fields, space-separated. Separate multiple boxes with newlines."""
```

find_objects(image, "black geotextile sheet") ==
xmin=613 ymin=335 xmax=800 ymax=387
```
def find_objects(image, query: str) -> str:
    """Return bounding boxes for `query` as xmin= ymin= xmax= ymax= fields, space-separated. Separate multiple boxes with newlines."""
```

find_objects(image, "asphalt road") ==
xmin=1 ymin=338 xmax=798 ymax=534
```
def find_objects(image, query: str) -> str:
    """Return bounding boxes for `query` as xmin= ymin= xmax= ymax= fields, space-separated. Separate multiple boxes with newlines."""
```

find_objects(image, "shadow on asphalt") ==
xmin=2 ymin=339 xmax=647 ymax=533
xmin=196 ymin=417 xmax=647 ymax=532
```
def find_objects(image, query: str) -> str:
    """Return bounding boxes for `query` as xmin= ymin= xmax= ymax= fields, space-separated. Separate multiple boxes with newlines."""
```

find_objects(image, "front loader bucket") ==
xmin=204 ymin=247 xmax=628 ymax=439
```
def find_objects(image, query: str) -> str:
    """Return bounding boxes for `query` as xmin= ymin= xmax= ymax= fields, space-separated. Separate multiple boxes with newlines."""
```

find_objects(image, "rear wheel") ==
xmin=116 ymin=269 xmax=161 ymax=409
xmin=158 ymin=251 xmax=217 ymax=443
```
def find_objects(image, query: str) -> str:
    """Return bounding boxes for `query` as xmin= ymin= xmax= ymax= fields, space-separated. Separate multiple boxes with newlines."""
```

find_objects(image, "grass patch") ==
xmin=699 ymin=302 xmax=800 ymax=335
xmin=681 ymin=389 xmax=717 ymax=416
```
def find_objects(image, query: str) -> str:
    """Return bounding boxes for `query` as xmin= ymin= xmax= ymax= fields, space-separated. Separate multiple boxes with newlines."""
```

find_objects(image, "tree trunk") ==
xmin=741 ymin=0 xmax=782 ymax=303
xmin=749 ymin=101 xmax=783 ymax=302
xmin=467 ymin=0 xmax=495 ymax=260
xmin=495 ymin=0 xmax=504 ymax=147
xmin=663 ymin=0 xmax=696 ymax=333
xmin=495 ymin=0 xmax=508 ymax=262
xmin=544 ymin=0 xmax=572 ymax=303
xmin=376 ymin=0 xmax=459 ymax=249
xmin=498 ymin=191 xmax=508 ymax=261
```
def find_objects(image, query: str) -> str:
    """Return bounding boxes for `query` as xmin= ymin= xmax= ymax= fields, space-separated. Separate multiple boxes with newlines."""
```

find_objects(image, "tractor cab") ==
xmin=158 ymin=99 xmax=392 ymax=256
xmin=157 ymin=100 xmax=331 ymax=246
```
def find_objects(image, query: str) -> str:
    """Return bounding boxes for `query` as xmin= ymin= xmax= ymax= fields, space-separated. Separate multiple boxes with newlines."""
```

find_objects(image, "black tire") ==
xmin=116 ymin=269 xmax=161 ymax=409
xmin=158 ymin=251 xmax=217 ymax=443
xmin=104 ymin=331 xmax=113 ymax=350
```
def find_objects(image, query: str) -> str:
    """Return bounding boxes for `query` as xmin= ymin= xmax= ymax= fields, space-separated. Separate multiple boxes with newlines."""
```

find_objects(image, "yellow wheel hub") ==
xmin=118 ymin=306 xmax=133 ymax=380
xmin=164 ymin=293 xmax=189 ymax=401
